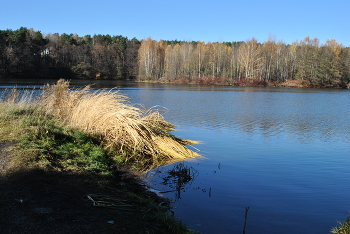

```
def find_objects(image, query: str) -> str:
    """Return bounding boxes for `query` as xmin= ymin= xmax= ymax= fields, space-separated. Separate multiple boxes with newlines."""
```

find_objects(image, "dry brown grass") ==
xmin=39 ymin=79 xmax=199 ymax=169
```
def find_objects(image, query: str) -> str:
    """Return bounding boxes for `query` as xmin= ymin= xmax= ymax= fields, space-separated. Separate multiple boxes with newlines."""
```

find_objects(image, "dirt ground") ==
xmin=0 ymin=142 xmax=169 ymax=234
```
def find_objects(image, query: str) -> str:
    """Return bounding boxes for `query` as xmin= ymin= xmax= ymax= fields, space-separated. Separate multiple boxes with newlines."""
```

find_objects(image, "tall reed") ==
xmin=39 ymin=79 xmax=199 ymax=169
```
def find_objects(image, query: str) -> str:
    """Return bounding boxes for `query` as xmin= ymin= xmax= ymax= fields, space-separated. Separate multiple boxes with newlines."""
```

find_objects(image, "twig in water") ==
xmin=243 ymin=206 xmax=249 ymax=234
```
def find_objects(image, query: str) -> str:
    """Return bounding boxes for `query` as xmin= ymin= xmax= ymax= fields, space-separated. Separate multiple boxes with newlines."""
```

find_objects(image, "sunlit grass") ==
xmin=331 ymin=216 xmax=350 ymax=234
xmin=39 ymin=79 xmax=199 ymax=170
xmin=0 ymin=79 xmax=199 ymax=172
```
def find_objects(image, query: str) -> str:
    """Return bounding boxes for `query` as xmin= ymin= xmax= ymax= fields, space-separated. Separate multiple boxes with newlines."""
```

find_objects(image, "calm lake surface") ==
xmin=2 ymin=79 xmax=350 ymax=234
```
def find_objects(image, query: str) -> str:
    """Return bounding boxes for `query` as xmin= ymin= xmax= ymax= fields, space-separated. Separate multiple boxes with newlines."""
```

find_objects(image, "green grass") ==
xmin=331 ymin=216 xmax=350 ymax=234
xmin=0 ymin=103 xmax=110 ymax=173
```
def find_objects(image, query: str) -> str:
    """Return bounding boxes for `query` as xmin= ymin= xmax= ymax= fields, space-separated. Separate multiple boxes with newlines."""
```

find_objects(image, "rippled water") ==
xmin=2 ymin=79 xmax=350 ymax=234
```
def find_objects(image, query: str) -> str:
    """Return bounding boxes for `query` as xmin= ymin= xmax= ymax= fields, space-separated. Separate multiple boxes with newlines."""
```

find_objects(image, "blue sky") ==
xmin=1 ymin=0 xmax=349 ymax=46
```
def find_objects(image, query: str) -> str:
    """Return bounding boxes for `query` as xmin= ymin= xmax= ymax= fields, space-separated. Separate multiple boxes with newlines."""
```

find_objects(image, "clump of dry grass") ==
xmin=39 ymin=79 xmax=199 ymax=168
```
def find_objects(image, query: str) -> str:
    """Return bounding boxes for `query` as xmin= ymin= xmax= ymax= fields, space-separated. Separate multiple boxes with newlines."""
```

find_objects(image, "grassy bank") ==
xmin=0 ymin=80 xmax=199 ymax=233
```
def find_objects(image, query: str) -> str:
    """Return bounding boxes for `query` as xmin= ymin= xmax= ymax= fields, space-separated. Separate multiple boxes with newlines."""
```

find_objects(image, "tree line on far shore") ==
xmin=1 ymin=27 xmax=350 ymax=88
xmin=0 ymin=27 xmax=140 ymax=80
xmin=138 ymin=37 xmax=350 ymax=88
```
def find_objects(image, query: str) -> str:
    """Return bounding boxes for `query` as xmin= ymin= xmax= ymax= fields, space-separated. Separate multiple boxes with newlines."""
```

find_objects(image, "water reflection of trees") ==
xmin=161 ymin=89 xmax=350 ymax=144
xmin=156 ymin=162 xmax=199 ymax=200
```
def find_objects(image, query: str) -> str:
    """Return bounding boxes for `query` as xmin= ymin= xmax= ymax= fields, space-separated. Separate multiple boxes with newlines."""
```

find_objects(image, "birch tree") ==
xmin=138 ymin=37 xmax=157 ymax=80
xmin=238 ymin=38 xmax=263 ymax=80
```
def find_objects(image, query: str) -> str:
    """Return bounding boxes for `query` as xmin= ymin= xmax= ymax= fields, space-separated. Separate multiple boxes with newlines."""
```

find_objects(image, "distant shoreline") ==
xmin=1 ymin=76 xmax=349 ymax=89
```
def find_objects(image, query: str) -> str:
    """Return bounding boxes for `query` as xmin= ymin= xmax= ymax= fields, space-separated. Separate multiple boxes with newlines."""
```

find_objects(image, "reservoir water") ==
xmin=1 ymin=79 xmax=350 ymax=234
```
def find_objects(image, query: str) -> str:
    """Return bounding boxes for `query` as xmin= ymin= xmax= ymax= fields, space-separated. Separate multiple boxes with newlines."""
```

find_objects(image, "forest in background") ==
xmin=0 ymin=27 xmax=140 ymax=80
xmin=1 ymin=27 xmax=350 ymax=88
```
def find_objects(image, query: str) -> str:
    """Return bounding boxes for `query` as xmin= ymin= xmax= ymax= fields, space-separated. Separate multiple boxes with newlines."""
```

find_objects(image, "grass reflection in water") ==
xmin=159 ymin=162 xmax=199 ymax=200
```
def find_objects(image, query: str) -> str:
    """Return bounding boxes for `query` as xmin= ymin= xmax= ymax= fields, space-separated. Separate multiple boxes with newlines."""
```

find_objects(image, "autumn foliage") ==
xmin=138 ymin=37 xmax=350 ymax=88
xmin=1 ymin=27 xmax=350 ymax=88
